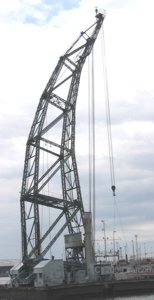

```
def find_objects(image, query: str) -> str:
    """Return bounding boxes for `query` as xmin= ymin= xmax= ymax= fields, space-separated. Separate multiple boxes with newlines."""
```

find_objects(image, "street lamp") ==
xmin=135 ymin=234 xmax=138 ymax=262
xmin=101 ymin=220 xmax=107 ymax=259
xmin=113 ymin=230 xmax=116 ymax=264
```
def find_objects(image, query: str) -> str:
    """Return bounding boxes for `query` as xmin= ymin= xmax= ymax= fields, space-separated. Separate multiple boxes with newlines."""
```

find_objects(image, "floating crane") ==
xmin=10 ymin=12 xmax=105 ymax=286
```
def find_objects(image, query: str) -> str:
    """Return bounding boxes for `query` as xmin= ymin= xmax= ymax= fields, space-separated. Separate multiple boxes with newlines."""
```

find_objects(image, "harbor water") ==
xmin=106 ymin=296 xmax=154 ymax=299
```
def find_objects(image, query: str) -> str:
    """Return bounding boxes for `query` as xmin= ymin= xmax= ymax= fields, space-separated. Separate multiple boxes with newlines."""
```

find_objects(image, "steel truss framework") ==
xmin=20 ymin=13 xmax=105 ymax=262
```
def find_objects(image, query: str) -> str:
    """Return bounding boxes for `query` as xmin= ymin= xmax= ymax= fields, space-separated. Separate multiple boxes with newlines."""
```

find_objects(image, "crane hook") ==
xmin=111 ymin=185 xmax=116 ymax=197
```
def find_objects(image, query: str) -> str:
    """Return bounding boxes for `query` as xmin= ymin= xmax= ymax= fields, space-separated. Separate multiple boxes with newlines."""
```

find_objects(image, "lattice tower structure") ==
xmin=20 ymin=13 xmax=105 ymax=262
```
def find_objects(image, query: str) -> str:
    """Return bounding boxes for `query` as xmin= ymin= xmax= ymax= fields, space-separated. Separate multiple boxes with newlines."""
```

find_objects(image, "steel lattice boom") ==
xmin=20 ymin=13 xmax=105 ymax=262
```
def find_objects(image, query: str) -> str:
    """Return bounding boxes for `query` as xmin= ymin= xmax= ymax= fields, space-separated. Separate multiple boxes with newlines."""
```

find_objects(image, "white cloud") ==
xmin=0 ymin=0 xmax=20 ymax=14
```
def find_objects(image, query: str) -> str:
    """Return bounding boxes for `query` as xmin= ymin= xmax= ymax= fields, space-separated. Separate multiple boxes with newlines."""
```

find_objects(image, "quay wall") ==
xmin=1 ymin=279 xmax=154 ymax=300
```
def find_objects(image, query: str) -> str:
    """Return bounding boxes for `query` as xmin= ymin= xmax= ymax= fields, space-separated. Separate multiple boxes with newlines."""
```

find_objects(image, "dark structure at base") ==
xmin=1 ymin=279 xmax=154 ymax=300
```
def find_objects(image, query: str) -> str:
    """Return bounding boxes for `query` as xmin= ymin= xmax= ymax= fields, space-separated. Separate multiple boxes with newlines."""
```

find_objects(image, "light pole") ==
xmin=135 ymin=234 xmax=138 ymax=262
xmin=144 ymin=243 xmax=147 ymax=260
xmin=113 ymin=230 xmax=116 ymax=264
xmin=132 ymin=239 xmax=135 ymax=260
xmin=101 ymin=220 xmax=107 ymax=259
xmin=119 ymin=246 xmax=122 ymax=260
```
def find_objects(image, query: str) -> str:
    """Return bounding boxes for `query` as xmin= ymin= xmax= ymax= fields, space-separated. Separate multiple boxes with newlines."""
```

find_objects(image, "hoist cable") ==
xmin=100 ymin=26 xmax=118 ymax=236
xmin=87 ymin=47 xmax=96 ymax=249
xmin=88 ymin=56 xmax=92 ymax=213
xmin=101 ymin=26 xmax=116 ymax=197
xmin=88 ymin=49 xmax=96 ymax=249
xmin=91 ymin=49 xmax=96 ymax=250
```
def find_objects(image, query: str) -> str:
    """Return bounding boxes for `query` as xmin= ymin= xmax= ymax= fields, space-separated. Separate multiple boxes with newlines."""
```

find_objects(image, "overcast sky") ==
xmin=0 ymin=0 xmax=154 ymax=260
